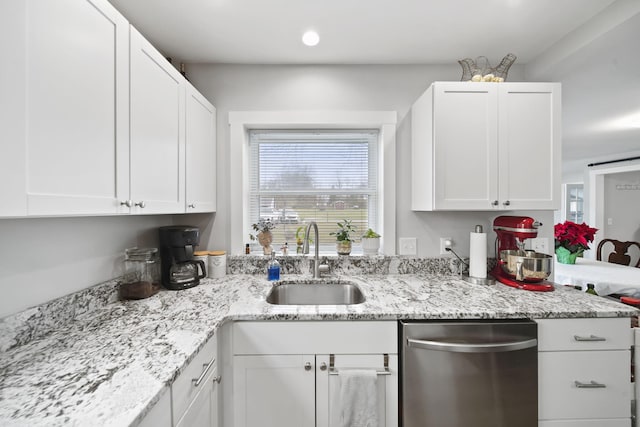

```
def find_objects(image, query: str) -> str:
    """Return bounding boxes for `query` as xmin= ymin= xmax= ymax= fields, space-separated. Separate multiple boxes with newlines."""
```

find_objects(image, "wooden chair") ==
xmin=596 ymin=239 xmax=640 ymax=268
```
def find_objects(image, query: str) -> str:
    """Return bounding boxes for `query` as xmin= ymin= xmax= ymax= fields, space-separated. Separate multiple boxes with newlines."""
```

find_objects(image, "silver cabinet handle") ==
xmin=135 ymin=201 xmax=146 ymax=208
xmin=214 ymin=375 xmax=221 ymax=384
xmin=574 ymin=380 xmax=606 ymax=389
xmin=192 ymin=358 xmax=215 ymax=387
xmin=503 ymin=200 xmax=511 ymax=206
xmin=492 ymin=200 xmax=499 ymax=206
xmin=304 ymin=362 xmax=312 ymax=371
xmin=407 ymin=337 xmax=537 ymax=353
xmin=320 ymin=362 xmax=327 ymax=371
xmin=573 ymin=335 xmax=606 ymax=342
xmin=120 ymin=200 xmax=133 ymax=207
xmin=188 ymin=203 xmax=196 ymax=209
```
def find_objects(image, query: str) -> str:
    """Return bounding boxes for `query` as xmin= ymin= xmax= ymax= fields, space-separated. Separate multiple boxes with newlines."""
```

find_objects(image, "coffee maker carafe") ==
xmin=159 ymin=226 xmax=206 ymax=290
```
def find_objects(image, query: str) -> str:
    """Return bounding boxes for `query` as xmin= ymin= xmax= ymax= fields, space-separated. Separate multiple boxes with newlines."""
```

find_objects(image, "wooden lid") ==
xmin=209 ymin=250 xmax=226 ymax=256
xmin=193 ymin=251 xmax=209 ymax=256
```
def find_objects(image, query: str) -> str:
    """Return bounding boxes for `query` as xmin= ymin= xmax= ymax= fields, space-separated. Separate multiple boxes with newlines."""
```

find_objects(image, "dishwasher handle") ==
xmin=407 ymin=337 xmax=537 ymax=353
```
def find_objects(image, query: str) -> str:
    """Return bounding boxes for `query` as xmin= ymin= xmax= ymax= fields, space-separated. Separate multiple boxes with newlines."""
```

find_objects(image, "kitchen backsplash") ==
xmin=0 ymin=255 xmax=488 ymax=352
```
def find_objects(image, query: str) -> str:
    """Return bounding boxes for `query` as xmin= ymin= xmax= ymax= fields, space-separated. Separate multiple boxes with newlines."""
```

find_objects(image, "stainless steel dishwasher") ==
xmin=400 ymin=319 xmax=538 ymax=427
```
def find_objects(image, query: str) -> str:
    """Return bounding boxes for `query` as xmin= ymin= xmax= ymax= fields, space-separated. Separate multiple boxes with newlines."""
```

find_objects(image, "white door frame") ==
xmin=586 ymin=159 xmax=640 ymax=258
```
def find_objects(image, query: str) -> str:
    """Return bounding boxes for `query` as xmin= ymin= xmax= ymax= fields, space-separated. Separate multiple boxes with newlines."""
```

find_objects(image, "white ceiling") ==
xmin=108 ymin=0 xmax=615 ymax=65
xmin=108 ymin=0 xmax=640 ymax=165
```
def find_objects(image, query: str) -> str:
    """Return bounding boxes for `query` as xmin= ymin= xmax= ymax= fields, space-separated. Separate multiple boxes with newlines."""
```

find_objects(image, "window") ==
xmin=248 ymin=130 xmax=379 ymax=253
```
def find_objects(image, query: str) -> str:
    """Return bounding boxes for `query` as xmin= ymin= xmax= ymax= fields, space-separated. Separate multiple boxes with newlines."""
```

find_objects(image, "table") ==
xmin=554 ymin=257 xmax=640 ymax=296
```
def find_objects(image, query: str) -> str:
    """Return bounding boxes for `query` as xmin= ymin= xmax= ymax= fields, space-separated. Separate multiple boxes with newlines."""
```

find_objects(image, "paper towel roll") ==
xmin=469 ymin=230 xmax=487 ymax=279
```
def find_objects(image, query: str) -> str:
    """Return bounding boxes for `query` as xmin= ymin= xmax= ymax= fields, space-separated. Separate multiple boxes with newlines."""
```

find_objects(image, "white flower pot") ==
xmin=362 ymin=237 xmax=380 ymax=255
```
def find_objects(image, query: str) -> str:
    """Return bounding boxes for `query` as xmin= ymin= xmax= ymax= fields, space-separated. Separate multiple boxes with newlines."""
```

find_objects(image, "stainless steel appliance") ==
xmin=400 ymin=320 xmax=538 ymax=427
xmin=159 ymin=225 xmax=206 ymax=290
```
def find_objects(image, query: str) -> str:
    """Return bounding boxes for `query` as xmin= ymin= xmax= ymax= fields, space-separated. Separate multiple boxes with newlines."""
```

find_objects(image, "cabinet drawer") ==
xmin=538 ymin=350 xmax=630 ymax=420
xmin=172 ymin=334 xmax=217 ymax=425
xmin=233 ymin=321 xmax=397 ymax=355
xmin=539 ymin=420 xmax=630 ymax=427
xmin=537 ymin=318 xmax=630 ymax=351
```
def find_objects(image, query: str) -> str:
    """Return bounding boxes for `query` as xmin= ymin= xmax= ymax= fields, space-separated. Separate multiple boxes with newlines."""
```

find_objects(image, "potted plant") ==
xmin=250 ymin=218 xmax=276 ymax=255
xmin=554 ymin=220 xmax=598 ymax=264
xmin=361 ymin=228 xmax=381 ymax=255
xmin=295 ymin=225 xmax=313 ymax=254
xmin=330 ymin=219 xmax=356 ymax=255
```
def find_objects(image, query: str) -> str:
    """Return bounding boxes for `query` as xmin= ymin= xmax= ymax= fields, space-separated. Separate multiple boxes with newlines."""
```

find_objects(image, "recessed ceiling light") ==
xmin=302 ymin=30 xmax=320 ymax=47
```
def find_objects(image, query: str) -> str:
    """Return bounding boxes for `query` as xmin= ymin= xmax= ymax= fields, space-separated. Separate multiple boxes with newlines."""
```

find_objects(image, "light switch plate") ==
xmin=399 ymin=237 xmax=417 ymax=255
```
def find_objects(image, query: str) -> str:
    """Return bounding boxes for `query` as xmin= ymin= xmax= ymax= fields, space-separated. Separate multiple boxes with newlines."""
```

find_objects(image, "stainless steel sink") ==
xmin=266 ymin=280 xmax=366 ymax=305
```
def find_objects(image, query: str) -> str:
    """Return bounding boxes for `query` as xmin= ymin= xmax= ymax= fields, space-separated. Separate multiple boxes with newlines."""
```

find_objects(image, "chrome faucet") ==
xmin=303 ymin=222 xmax=329 ymax=278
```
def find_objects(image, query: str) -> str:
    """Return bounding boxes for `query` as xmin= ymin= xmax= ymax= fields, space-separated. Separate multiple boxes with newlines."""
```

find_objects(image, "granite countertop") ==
xmin=0 ymin=272 xmax=637 ymax=426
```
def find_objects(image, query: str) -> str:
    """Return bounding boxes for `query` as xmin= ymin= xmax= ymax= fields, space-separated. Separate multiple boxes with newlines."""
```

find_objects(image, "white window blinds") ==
xmin=248 ymin=130 xmax=379 ymax=252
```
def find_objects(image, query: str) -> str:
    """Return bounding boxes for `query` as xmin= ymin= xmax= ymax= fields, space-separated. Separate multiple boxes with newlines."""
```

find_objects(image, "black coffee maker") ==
xmin=159 ymin=226 xmax=206 ymax=290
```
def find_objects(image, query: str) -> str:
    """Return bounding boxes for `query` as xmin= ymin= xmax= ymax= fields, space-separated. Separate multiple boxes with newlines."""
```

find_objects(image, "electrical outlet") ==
xmin=531 ymin=237 xmax=549 ymax=254
xmin=399 ymin=237 xmax=417 ymax=255
xmin=440 ymin=237 xmax=452 ymax=255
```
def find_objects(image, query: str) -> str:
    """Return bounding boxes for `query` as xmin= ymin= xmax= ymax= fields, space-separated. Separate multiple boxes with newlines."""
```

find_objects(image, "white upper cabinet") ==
xmin=185 ymin=83 xmax=217 ymax=213
xmin=129 ymin=26 xmax=185 ymax=214
xmin=0 ymin=1 xmax=216 ymax=218
xmin=411 ymin=82 xmax=561 ymax=211
xmin=1 ymin=0 xmax=129 ymax=216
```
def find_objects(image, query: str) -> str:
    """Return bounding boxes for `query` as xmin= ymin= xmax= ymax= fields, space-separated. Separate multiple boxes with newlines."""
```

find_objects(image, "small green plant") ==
xmin=330 ymin=219 xmax=357 ymax=242
xmin=362 ymin=228 xmax=381 ymax=239
xmin=249 ymin=218 xmax=276 ymax=241
xmin=295 ymin=226 xmax=312 ymax=246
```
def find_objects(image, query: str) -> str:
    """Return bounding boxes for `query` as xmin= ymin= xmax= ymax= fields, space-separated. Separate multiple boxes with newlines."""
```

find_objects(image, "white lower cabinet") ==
xmin=231 ymin=321 xmax=398 ymax=427
xmin=234 ymin=354 xmax=315 ymax=427
xmin=172 ymin=334 xmax=219 ymax=427
xmin=536 ymin=318 xmax=631 ymax=425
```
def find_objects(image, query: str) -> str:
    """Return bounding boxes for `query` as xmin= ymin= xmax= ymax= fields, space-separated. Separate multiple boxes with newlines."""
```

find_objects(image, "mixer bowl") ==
xmin=500 ymin=250 xmax=552 ymax=282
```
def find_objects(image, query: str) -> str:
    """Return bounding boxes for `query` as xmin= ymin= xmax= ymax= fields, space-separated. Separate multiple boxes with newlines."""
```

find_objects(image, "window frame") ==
xmin=248 ymin=129 xmax=380 ymax=254
xmin=228 ymin=111 xmax=397 ymax=256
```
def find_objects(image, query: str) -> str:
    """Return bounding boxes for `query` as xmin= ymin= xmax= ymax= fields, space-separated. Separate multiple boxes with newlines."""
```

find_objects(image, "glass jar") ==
xmin=120 ymin=247 xmax=161 ymax=300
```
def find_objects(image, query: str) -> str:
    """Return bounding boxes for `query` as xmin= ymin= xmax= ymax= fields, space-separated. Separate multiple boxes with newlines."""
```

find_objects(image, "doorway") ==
xmin=586 ymin=160 xmax=640 ymax=258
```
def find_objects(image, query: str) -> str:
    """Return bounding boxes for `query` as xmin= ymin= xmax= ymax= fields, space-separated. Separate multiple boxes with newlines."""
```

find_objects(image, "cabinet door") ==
xmin=233 ymin=355 xmax=315 ymax=427
xmin=185 ymin=83 xmax=216 ymax=213
xmin=498 ymin=83 xmax=561 ymax=210
xmin=129 ymin=26 xmax=185 ymax=214
xmin=432 ymin=83 xmax=499 ymax=210
xmin=17 ymin=0 xmax=129 ymax=216
xmin=316 ymin=354 xmax=398 ymax=427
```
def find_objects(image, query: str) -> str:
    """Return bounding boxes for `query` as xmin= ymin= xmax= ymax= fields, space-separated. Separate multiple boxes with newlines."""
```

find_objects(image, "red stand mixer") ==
xmin=491 ymin=216 xmax=554 ymax=292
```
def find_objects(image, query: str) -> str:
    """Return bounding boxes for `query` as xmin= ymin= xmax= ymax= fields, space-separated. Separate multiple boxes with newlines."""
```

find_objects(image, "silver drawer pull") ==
xmin=574 ymin=380 xmax=606 ymax=389
xmin=573 ymin=334 xmax=606 ymax=342
xmin=192 ymin=358 xmax=215 ymax=387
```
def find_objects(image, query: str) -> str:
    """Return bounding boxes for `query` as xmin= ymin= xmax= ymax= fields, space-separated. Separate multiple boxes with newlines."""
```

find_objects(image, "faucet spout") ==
xmin=303 ymin=222 xmax=321 ymax=278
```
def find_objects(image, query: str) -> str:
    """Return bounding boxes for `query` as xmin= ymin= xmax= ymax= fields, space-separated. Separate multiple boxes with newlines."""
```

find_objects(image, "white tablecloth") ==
xmin=554 ymin=257 xmax=640 ymax=296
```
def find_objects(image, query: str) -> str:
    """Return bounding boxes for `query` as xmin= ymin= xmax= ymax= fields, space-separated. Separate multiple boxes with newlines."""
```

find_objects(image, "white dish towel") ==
xmin=338 ymin=369 xmax=379 ymax=427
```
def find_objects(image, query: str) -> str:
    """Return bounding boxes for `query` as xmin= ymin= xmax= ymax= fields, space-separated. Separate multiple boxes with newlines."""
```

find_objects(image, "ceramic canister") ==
xmin=208 ymin=251 xmax=226 ymax=279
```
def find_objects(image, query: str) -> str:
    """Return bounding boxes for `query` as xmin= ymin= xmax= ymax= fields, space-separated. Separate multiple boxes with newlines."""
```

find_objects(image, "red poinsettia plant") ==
xmin=554 ymin=221 xmax=598 ymax=254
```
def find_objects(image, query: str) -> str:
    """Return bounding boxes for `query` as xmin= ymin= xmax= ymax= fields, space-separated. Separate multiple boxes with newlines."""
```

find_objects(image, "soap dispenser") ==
xmin=268 ymin=252 xmax=280 ymax=281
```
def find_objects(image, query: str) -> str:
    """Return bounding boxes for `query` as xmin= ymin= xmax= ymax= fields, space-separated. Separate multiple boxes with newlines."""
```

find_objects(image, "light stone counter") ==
xmin=0 ymin=269 xmax=636 ymax=426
